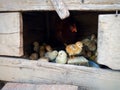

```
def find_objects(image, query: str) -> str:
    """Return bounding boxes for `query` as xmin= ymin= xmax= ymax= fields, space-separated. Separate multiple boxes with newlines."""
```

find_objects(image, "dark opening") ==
xmin=23 ymin=11 xmax=98 ymax=53
xmin=22 ymin=11 xmax=113 ymax=68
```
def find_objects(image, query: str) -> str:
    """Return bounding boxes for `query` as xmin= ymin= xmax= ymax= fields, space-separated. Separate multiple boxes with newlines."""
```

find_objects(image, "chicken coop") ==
xmin=0 ymin=0 xmax=120 ymax=90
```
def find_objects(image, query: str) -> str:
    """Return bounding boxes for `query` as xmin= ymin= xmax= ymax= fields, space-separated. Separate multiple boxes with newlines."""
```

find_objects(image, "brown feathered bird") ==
xmin=55 ymin=17 xmax=77 ymax=45
xmin=65 ymin=41 xmax=83 ymax=58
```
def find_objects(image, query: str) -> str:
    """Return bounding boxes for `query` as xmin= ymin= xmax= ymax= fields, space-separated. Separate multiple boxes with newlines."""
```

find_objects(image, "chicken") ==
xmin=33 ymin=41 xmax=39 ymax=53
xmin=90 ymin=34 xmax=97 ymax=43
xmin=55 ymin=17 xmax=77 ymax=45
xmin=88 ymin=34 xmax=97 ymax=51
xmin=55 ymin=50 xmax=67 ymax=64
xmin=87 ymin=41 xmax=96 ymax=51
xmin=82 ymin=38 xmax=91 ymax=46
xmin=45 ymin=45 xmax=53 ymax=52
xmin=45 ymin=50 xmax=58 ymax=61
xmin=81 ymin=34 xmax=97 ymax=61
xmin=29 ymin=53 xmax=39 ymax=60
xmin=82 ymin=34 xmax=97 ymax=52
xmin=65 ymin=41 xmax=83 ymax=58
xmin=39 ymin=45 xmax=45 ymax=58
xmin=68 ymin=56 xmax=89 ymax=66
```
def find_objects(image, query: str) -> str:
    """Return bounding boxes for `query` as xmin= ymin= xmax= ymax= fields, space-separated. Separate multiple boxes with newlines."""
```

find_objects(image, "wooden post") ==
xmin=0 ymin=12 xmax=23 ymax=56
xmin=50 ymin=0 xmax=70 ymax=19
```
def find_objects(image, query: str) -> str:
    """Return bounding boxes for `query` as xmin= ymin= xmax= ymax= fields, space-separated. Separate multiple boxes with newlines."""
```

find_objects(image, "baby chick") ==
xmin=55 ymin=50 xmax=67 ymax=64
xmin=33 ymin=41 xmax=39 ymax=53
xmin=68 ymin=56 xmax=89 ymax=66
xmin=65 ymin=41 xmax=83 ymax=58
xmin=88 ymin=41 xmax=96 ymax=51
xmin=45 ymin=50 xmax=58 ymax=61
xmin=29 ymin=53 xmax=39 ymax=60
xmin=88 ymin=34 xmax=97 ymax=51
xmin=39 ymin=45 xmax=45 ymax=58
xmin=45 ymin=45 xmax=53 ymax=52
xmin=82 ymin=38 xmax=91 ymax=46
xmin=90 ymin=34 xmax=97 ymax=43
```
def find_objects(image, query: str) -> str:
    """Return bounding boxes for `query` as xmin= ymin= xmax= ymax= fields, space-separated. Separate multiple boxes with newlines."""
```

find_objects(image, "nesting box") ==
xmin=0 ymin=0 xmax=120 ymax=90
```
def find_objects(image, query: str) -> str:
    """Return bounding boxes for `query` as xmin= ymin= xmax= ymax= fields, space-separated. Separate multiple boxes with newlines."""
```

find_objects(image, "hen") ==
xmin=55 ymin=17 xmax=77 ymax=45
xmin=65 ymin=41 xmax=83 ymax=58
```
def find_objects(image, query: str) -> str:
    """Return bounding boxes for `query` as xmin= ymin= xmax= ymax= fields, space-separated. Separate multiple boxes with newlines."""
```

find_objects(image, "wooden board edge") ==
xmin=0 ymin=57 xmax=120 ymax=90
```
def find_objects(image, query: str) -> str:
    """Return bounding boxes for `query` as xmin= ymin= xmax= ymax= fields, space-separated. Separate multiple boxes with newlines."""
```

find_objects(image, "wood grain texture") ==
xmin=0 ymin=57 xmax=120 ymax=90
xmin=0 ymin=0 xmax=120 ymax=11
xmin=97 ymin=14 xmax=120 ymax=70
xmin=0 ymin=12 xmax=23 ymax=56
xmin=84 ymin=0 xmax=120 ymax=4
xmin=50 ymin=0 xmax=70 ymax=19
xmin=2 ymin=83 xmax=78 ymax=90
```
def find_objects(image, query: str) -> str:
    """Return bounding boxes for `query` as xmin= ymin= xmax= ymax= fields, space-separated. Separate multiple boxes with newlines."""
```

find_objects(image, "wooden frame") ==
xmin=98 ymin=14 xmax=120 ymax=70
xmin=0 ymin=57 xmax=120 ymax=90
xmin=0 ymin=0 xmax=120 ymax=89
xmin=0 ymin=0 xmax=120 ymax=11
xmin=0 ymin=12 xmax=23 ymax=56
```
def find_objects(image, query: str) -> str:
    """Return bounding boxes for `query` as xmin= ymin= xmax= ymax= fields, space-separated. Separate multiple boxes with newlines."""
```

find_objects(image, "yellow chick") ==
xmin=65 ymin=41 xmax=83 ymax=58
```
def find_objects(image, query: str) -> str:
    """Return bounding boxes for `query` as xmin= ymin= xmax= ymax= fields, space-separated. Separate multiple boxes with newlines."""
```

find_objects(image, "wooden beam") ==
xmin=50 ymin=0 xmax=70 ymax=19
xmin=84 ymin=0 xmax=120 ymax=4
xmin=0 ymin=57 xmax=120 ymax=90
xmin=2 ymin=83 xmax=78 ymax=90
xmin=0 ymin=12 xmax=23 ymax=56
xmin=0 ymin=0 xmax=120 ymax=11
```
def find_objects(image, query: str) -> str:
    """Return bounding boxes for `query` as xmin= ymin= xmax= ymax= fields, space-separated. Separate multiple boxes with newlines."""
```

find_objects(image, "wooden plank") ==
xmin=50 ymin=0 xmax=70 ymax=19
xmin=0 ymin=12 xmax=23 ymax=56
xmin=0 ymin=57 xmax=120 ymax=90
xmin=0 ymin=0 xmax=120 ymax=11
xmin=97 ymin=14 xmax=120 ymax=70
xmin=84 ymin=0 xmax=120 ymax=4
xmin=2 ymin=83 xmax=78 ymax=90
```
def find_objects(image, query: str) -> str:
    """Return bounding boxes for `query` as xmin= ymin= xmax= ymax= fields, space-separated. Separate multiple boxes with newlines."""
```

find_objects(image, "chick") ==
xmin=45 ymin=45 xmax=53 ymax=52
xmin=39 ymin=45 xmax=45 ymax=58
xmin=29 ymin=53 xmax=39 ymax=60
xmin=81 ymin=34 xmax=97 ymax=61
xmin=88 ymin=34 xmax=97 ymax=51
xmin=33 ymin=41 xmax=39 ymax=53
xmin=65 ymin=41 xmax=83 ymax=58
xmin=90 ymin=34 xmax=97 ymax=43
xmin=45 ymin=50 xmax=58 ymax=61
xmin=90 ymin=51 xmax=97 ymax=61
xmin=88 ymin=41 xmax=96 ymax=51
xmin=68 ymin=56 xmax=89 ymax=66
xmin=82 ymin=38 xmax=91 ymax=46
xmin=55 ymin=50 xmax=67 ymax=64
